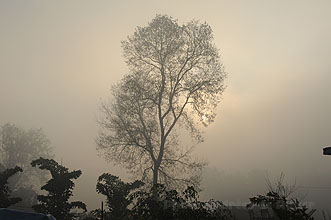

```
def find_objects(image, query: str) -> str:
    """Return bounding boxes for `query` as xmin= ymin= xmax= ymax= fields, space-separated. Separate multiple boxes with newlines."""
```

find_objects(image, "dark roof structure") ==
xmin=323 ymin=146 xmax=331 ymax=155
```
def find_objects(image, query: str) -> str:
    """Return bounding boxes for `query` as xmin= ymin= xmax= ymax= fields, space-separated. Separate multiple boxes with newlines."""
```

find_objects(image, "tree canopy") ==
xmin=130 ymin=184 xmax=233 ymax=220
xmin=97 ymin=15 xmax=226 ymax=188
xmin=31 ymin=157 xmax=86 ymax=220
xmin=96 ymin=173 xmax=143 ymax=220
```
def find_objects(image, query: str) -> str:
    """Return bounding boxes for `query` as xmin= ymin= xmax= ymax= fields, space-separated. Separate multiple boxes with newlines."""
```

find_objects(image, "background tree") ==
xmin=247 ymin=173 xmax=316 ymax=220
xmin=31 ymin=157 xmax=86 ymax=220
xmin=96 ymin=173 xmax=143 ymax=220
xmin=247 ymin=191 xmax=315 ymax=220
xmin=265 ymin=172 xmax=298 ymax=200
xmin=0 ymin=123 xmax=53 ymax=207
xmin=97 ymin=15 xmax=226 ymax=188
xmin=0 ymin=166 xmax=22 ymax=208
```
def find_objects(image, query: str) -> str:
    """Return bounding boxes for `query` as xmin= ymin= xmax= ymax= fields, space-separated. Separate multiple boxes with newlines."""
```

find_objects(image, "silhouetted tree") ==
xmin=248 ymin=191 xmax=315 ymax=220
xmin=0 ymin=123 xmax=53 ymax=205
xmin=0 ymin=166 xmax=22 ymax=208
xmin=31 ymin=157 xmax=86 ymax=219
xmin=265 ymin=172 xmax=298 ymax=200
xmin=247 ymin=173 xmax=316 ymax=220
xmin=97 ymin=15 xmax=226 ymax=188
xmin=96 ymin=173 xmax=143 ymax=220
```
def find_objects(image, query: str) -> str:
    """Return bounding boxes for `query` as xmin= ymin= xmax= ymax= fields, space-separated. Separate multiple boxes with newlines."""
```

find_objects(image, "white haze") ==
xmin=1 ymin=0 xmax=331 ymax=211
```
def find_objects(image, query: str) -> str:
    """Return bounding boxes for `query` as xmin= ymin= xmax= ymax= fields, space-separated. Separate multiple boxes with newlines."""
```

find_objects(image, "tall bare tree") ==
xmin=97 ymin=15 xmax=226 ymax=188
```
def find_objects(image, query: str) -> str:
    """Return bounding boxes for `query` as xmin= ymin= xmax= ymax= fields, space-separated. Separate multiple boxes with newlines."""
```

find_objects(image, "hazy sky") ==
xmin=1 ymin=0 xmax=331 ymax=210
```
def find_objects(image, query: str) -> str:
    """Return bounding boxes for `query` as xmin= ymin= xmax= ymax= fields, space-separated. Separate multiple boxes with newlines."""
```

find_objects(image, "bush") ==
xmin=130 ymin=184 xmax=234 ymax=220
xmin=0 ymin=166 xmax=22 ymax=208
xmin=31 ymin=157 xmax=86 ymax=219
xmin=247 ymin=191 xmax=316 ymax=219
xmin=90 ymin=174 xmax=234 ymax=220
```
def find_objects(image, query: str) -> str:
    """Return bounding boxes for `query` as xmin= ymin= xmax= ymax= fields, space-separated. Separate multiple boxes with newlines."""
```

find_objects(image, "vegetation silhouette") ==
xmin=130 ymin=184 xmax=234 ymax=220
xmin=31 ymin=157 xmax=86 ymax=220
xmin=0 ymin=123 xmax=53 ymax=208
xmin=95 ymin=173 xmax=143 ymax=220
xmin=84 ymin=174 xmax=234 ymax=220
xmin=0 ymin=166 xmax=22 ymax=208
xmin=0 ymin=157 xmax=319 ymax=220
xmin=247 ymin=191 xmax=315 ymax=220
xmin=247 ymin=173 xmax=316 ymax=220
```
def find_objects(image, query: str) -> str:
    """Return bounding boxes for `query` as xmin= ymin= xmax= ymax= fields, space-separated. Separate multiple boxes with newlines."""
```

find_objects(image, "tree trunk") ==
xmin=152 ymin=164 xmax=159 ymax=199
xmin=152 ymin=164 xmax=159 ymax=186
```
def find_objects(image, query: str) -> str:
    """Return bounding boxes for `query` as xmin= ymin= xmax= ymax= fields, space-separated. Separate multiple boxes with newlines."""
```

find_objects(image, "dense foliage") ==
xmin=96 ymin=173 xmax=143 ymax=220
xmin=31 ymin=157 xmax=86 ymax=219
xmin=89 ymin=175 xmax=234 ymax=220
xmin=0 ymin=166 xmax=22 ymax=208
xmin=130 ymin=184 xmax=234 ymax=220
xmin=247 ymin=191 xmax=316 ymax=220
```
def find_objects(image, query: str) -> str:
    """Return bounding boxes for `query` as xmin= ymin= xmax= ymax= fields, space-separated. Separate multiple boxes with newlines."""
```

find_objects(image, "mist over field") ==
xmin=1 ymin=0 xmax=331 ymax=217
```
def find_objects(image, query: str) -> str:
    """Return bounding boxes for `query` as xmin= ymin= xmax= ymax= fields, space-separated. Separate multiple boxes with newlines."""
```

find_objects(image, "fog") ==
xmin=1 ymin=0 xmax=331 ymax=212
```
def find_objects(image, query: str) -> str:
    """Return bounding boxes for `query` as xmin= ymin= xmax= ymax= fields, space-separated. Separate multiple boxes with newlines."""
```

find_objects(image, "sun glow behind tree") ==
xmin=97 ymin=15 xmax=226 ymax=189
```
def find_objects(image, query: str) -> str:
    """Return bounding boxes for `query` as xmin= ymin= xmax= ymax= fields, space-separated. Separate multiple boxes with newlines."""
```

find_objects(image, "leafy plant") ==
xmin=31 ymin=157 xmax=86 ymax=219
xmin=247 ymin=191 xmax=315 ymax=219
xmin=96 ymin=173 xmax=143 ymax=220
xmin=130 ymin=184 xmax=234 ymax=220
